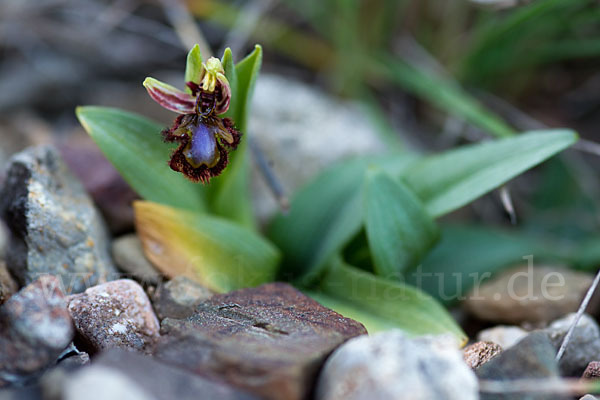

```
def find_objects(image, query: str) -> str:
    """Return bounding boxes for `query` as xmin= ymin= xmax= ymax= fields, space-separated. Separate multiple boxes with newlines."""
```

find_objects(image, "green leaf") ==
xmin=403 ymin=129 xmax=578 ymax=217
xmin=208 ymin=45 xmax=263 ymax=228
xmin=184 ymin=44 xmax=203 ymax=90
xmin=135 ymin=201 xmax=280 ymax=292
xmin=76 ymin=106 xmax=206 ymax=212
xmin=269 ymin=155 xmax=418 ymax=283
xmin=312 ymin=255 xmax=467 ymax=344
xmin=365 ymin=170 xmax=439 ymax=277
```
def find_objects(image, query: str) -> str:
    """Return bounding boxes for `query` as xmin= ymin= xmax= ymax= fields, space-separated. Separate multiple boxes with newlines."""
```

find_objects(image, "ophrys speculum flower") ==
xmin=143 ymin=48 xmax=240 ymax=184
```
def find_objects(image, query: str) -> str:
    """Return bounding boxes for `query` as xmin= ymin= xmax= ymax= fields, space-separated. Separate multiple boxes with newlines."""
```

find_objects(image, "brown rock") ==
xmin=0 ymin=275 xmax=73 ymax=385
xmin=152 ymin=276 xmax=213 ymax=320
xmin=0 ymin=261 xmax=18 ymax=304
xmin=463 ymin=341 xmax=503 ymax=369
xmin=583 ymin=361 xmax=600 ymax=379
xmin=155 ymin=282 xmax=366 ymax=400
xmin=463 ymin=264 xmax=593 ymax=324
xmin=68 ymin=279 xmax=159 ymax=353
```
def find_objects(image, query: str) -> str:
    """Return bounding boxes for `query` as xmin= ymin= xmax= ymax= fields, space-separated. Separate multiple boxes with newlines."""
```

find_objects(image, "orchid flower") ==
xmin=143 ymin=45 xmax=241 ymax=184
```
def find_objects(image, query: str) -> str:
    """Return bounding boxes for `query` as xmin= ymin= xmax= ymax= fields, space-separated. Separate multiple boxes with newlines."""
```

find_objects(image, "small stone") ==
xmin=316 ymin=331 xmax=478 ymax=400
xmin=91 ymin=349 xmax=260 ymax=400
xmin=67 ymin=279 xmax=159 ymax=353
xmin=583 ymin=361 xmax=600 ymax=379
xmin=0 ymin=276 xmax=74 ymax=385
xmin=580 ymin=395 xmax=599 ymax=400
xmin=155 ymin=282 xmax=366 ymax=400
xmin=464 ymin=264 xmax=593 ymax=324
xmin=476 ymin=332 xmax=567 ymax=400
xmin=0 ymin=145 xmax=118 ymax=293
xmin=0 ymin=261 xmax=18 ymax=304
xmin=543 ymin=313 xmax=600 ymax=376
xmin=112 ymin=234 xmax=160 ymax=285
xmin=463 ymin=341 xmax=503 ymax=369
xmin=152 ymin=276 xmax=213 ymax=320
xmin=477 ymin=325 xmax=528 ymax=349
xmin=63 ymin=366 xmax=155 ymax=400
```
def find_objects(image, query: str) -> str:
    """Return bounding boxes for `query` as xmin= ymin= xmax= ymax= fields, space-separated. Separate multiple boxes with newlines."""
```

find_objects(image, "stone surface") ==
xmin=583 ymin=361 xmax=600 ymax=379
xmin=63 ymin=366 xmax=155 ymax=400
xmin=58 ymin=135 xmax=137 ymax=234
xmin=580 ymin=395 xmax=599 ymax=400
xmin=0 ymin=261 xmax=18 ymax=304
xmin=0 ymin=276 xmax=73 ymax=385
xmin=90 ymin=349 xmax=260 ymax=400
xmin=464 ymin=264 xmax=593 ymax=324
xmin=543 ymin=313 xmax=600 ymax=376
xmin=155 ymin=282 xmax=366 ymax=400
xmin=476 ymin=332 xmax=567 ymax=400
xmin=0 ymin=145 xmax=117 ymax=294
xmin=249 ymin=74 xmax=387 ymax=222
xmin=463 ymin=341 xmax=503 ymax=369
xmin=67 ymin=279 xmax=159 ymax=353
xmin=112 ymin=234 xmax=160 ymax=285
xmin=152 ymin=276 xmax=213 ymax=320
xmin=316 ymin=331 xmax=478 ymax=400
xmin=477 ymin=325 xmax=528 ymax=349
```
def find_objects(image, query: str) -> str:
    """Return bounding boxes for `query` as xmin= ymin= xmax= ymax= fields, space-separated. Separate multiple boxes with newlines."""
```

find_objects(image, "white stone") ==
xmin=477 ymin=325 xmax=528 ymax=349
xmin=64 ymin=366 xmax=156 ymax=400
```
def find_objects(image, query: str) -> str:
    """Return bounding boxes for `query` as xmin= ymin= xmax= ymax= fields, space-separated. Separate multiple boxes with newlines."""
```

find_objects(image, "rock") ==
xmin=476 ymin=332 xmax=567 ymax=400
xmin=0 ymin=276 xmax=73 ymax=386
xmin=249 ymin=74 xmax=387 ymax=222
xmin=0 ymin=219 xmax=7 ymax=259
xmin=67 ymin=279 xmax=159 ymax=353
xmin=464 ymin=341 xmax=503 ymax=369
xmin=583 ymin=361 xmax=600 ymax=379
xmin=0 ymin=145 xmax=117 ymax=294
xmin=91 ymin=349 xmax=260 ymax=400
xmin=152 ymin=276 xmax=213 ymax=320
xmin=464 ymin=264 xmax=593 ymax=324
xmin=155 ymin=282 xmax=366 ymax=400
xmin=112 ymin=234 xmax=160 ymax=285
xmin=580 ymin=396 xmax=599 ymax=400
xmin=58 ymin=135 xmax=137 ymax=234
xmin=543 ymin=313 xmax=600 ymax=376
xmin=0 ymin=261 xmax=18 ymax=304
xmin=316 ymin=331 xmax=478 ymax=400
xmin=477 ymin=325 xmax=528 ymax=349
xmin=63 ymin=366 xmax=155 ymax=400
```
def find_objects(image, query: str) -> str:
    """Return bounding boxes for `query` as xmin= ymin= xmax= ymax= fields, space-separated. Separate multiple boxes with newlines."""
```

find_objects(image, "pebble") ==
xmin=463 ymin=341 xmax=503 ymax=369
xmin=476 ymin=331 xmax=567 ymax=400
xmin=152 ymin=275 xmax=213 ymax=320
xmin=477 ymin=325 xmax=528 ymax=349
xmin=63 ymin=366 xmax=155 ymax=400
xmin=543 ymin=313 xmax=600 ymax=376
xmin=316 ymin=331 xmax=478 ymax=400
xmin=155 ymin=282 xmax=366 ymax=400
xmin=0 ymin=276 xmax=73 ymax=386
xmin=111 ymin=234 xmax=160 ymax=285
xmin=582 ymin=361 xmax=600 ymax=379
xmin=463 ymin=264 xmax=593 ymax=324
xmin=0 ymin=145 xmax=117 ymax=293
xmin=67 ymin=279 xmax=159 ymax=353
xmin=249 ymin=74 xmax=387 ymax=222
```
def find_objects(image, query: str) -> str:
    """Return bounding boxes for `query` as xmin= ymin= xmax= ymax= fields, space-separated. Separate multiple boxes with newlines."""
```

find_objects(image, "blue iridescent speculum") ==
xmin=142 ymin=47 xmax=240 ymax=184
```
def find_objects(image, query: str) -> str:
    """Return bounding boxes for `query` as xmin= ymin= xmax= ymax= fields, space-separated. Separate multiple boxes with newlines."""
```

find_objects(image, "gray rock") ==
xmin=0 ymin=261 xmax=18 ymax=305
xmin=463 ymin=341 xmax=503 ymax=369
xmin=316 ymin=331 xmax=478 ymax=400
xmin=0 ymin=145 xmax=117 ymax=293
xmin=155 ymin=282 xmax=366 ymax=400
xmin=0 ymin=275 xmax=73 ymax=386
xmin=476 ymin=332 xmax=567 ymax=400
xmin=464 ymin=264 xmax=593 ymax=324
xmin=112 ymin=234 xmax=160 ymax=285
xmin=63 ymin=366 xmax=156 ymax=400
xmin=92 ymin=349 xmax=261 ymax=400
xmin=477 ymin=325 xmax=528 ymax=349
xmin=580 ymin=395 xmax=599 ymax=400
xmin=543 ymin=313 xmax=600 ymax=376
xmin=249 ymin=74 xmax=387 ymax=222
xmin=152 ymin=276 xmax=213 ymax=320
xmin=67 ymin=279 xmax=160 ymax=353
